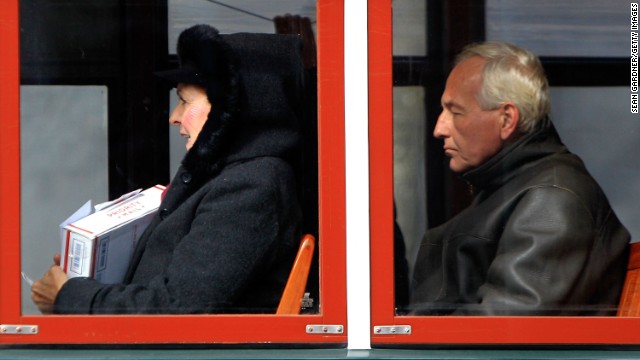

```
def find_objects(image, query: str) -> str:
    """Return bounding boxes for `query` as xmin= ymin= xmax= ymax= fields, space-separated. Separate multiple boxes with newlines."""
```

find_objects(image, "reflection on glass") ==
xmin=20 ymin=85 xmax=109 ymax=315
xmin=486 ymin=0 xmax=627 ymax=57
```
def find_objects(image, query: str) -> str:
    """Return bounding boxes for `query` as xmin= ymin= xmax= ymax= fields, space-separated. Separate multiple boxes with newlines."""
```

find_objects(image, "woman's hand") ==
xmin=31 ymin=254 xmax=68 ymax=314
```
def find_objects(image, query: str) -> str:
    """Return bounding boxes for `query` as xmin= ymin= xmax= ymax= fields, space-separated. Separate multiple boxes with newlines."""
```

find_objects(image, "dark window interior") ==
xmin=20 ymin=0 xmax=171 ymax=199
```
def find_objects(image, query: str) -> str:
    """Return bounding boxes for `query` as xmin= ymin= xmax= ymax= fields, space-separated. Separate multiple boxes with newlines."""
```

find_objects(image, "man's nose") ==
xmin=433 ymin=112 xmax=448 ymax=139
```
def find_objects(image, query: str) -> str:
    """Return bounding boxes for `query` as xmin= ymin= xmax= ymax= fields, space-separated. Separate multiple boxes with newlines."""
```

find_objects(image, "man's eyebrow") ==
xmin=442 ymin=100 xmax=464 ymax=111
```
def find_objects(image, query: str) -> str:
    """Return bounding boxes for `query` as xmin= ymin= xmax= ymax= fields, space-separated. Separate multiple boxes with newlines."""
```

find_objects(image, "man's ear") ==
xmin=499 ymin=102 xmax=520 ymax=140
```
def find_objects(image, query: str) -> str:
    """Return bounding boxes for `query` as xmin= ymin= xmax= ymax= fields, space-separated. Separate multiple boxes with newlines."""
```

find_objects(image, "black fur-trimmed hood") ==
xmin=158 ymin=25 xmax=305 ymax=183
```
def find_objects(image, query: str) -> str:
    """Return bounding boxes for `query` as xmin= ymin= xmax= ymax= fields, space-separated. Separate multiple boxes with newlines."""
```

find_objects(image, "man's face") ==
xmin=434 ymin=56 xmax=504 ymax=173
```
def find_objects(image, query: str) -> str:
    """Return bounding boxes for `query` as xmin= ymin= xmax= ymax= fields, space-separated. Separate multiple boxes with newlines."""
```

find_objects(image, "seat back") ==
xmin=617 ymin=242 xmax=640 ymax=316
xmin=277 ymin=234 xmax=316 ymax=315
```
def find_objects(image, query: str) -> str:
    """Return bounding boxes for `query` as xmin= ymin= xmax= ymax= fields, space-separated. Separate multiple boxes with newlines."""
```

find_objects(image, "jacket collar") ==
xmin=461 ymin=118 xmax=568 ymax=190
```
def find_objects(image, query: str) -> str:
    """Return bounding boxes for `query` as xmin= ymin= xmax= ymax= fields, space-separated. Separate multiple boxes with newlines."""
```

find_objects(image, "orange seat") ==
xmin=276 ymin=234 xmax=316 ymax=315
xmin=617 ymin=242 xmax=640 ymax=316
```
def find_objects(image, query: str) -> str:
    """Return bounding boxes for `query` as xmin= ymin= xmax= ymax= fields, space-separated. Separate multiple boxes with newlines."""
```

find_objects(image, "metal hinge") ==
xmin=0 ymin=325 xmax=38 ymax=335
xmin=373 ymin=325 xmax=411 ymax=335
xmin=306 ymin=324 xmax=344 ymax=334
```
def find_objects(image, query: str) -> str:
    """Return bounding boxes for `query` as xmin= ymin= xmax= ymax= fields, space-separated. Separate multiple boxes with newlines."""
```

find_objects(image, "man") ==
xmin=409 ymin=42 xmax=630 ymax=315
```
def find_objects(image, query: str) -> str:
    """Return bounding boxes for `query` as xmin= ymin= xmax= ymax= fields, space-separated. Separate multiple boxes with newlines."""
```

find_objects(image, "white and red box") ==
xmin=60 ymin=185 xmax=165 ymax=284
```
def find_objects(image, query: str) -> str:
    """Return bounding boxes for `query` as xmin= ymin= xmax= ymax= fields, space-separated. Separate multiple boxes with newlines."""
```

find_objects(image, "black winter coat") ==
xmin=54 ymin=32 xmax=305 ymax=314
xmin=410 ymin=121 xmax=630 ymax=316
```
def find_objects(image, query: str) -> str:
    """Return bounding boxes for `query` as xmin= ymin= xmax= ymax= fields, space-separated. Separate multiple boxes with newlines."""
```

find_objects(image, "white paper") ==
xmin=21 ymin=272 xmax=34 ymax=286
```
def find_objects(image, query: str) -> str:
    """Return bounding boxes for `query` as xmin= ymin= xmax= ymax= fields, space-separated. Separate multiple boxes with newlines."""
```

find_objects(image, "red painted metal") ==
xmin=367 ymin=0 xmax=640 ymax=346
xmin=0 ymin=0 xmax=346 ymax=346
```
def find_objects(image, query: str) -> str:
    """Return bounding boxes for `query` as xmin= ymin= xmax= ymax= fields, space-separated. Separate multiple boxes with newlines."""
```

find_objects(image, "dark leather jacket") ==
xmin=410 ymin=121 xmax=630 ymax=315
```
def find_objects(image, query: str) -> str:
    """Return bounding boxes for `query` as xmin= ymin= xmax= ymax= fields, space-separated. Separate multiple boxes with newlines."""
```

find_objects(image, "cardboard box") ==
xmin=60 ymin=185 xmax=165 ymax=284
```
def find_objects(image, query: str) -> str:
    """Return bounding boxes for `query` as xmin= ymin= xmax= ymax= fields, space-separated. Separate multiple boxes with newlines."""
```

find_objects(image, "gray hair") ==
xmin=455 ymin=42 xmax=551 ymax=134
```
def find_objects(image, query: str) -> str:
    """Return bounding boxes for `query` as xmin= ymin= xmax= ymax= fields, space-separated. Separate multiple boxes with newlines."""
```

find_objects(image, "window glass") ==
xmin=19 ymin=0 xmax=321 ymax=316
xmin=168 ymin=0 xmax=317 ymax=53
xmin=20 ymin=85 xmax=109 ymax=316
xmin=389 ymin=1 xmax=634 ymax=319
xmin=486 ymin=0 xmax=628 ymax=57
xmin=164 ymin=2 xmax=321 ymax=315
xmin=373 ymin=0 xmax=640 ymax=346
xmin=389 ymin=0 xmax=431 ymax=315
xmin=550 ymin=86 xmax=640 ymax=240
xmin=169 ymin=91 xmax=187 ymax=178
xmin=393 ymin=86 xmax=426 ymax=280
xmin=0 ymin=0 xmax=347 ymax=347
xmin=392 ymin=0 xmax=427 ymax=56
xmin=393 ymin=1 xmax=638 ymax=315
xmin=4 ymin=0 xmax=345 ymax=346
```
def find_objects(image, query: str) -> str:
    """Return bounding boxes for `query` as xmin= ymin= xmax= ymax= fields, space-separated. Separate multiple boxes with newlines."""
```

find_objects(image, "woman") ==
xmin=31 ymin=24 xmax=304 ymax=314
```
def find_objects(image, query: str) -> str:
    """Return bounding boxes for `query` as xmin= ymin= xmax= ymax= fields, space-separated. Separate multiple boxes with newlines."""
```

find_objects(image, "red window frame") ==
xmin=0 ymin=0 xmax=346 ymax=346
xmin=368 ymin=0 xmax=640 ymax=346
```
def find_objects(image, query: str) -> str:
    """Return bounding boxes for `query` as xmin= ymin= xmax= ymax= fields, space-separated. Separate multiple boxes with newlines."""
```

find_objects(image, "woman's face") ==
xmin=169 ymin=83 xmax=212 ymax=150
